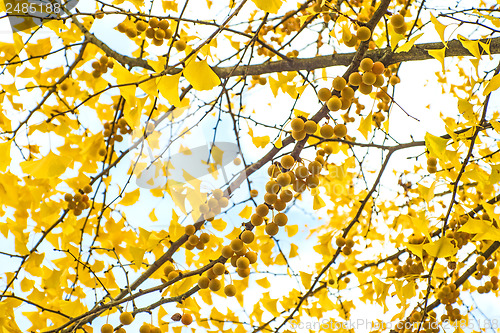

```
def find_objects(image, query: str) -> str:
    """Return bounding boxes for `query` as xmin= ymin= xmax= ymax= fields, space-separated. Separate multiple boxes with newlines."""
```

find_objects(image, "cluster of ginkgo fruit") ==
xmin=473 ymin=255 xmax=498 ymax=292
xmin=396 ymin=311 xmax=439 ymax=333
xmin=198 ymin=189 xmax=229 ymax=222
xmin=91 ymin=56 xmax=114 ymax=79
xmin=436 ymin=282 xmax=460 ymax=305
xmin=117 ymin=17 xmax=187 ymax=50
xmin=334 ymin=236 xmax=355 ymax=255
xmin=393 ymin=257 xmax=425 ymax=278
xmin=342 ymin=25 xmax=372 ymax=48
xmin=64 ymin=185 xmax=92 ymax=216
xmin=445 ymin=229 xmax=470 ymax=249
xmin=99 ymin=119 xmax=132 ymax=156
xmin=249 ymin=154 xmax=327 ymax=237
xmin=184 ymin=224 xmax=211 ymax=251
xmin=390 ymin=12 xmax=407 ymax=35
xmin=290 ymin=116 xmax=347 ymax=142
xmin=100 ymin=309 xmax=193 ymax=333
xmin=426 ymin=156 xmax=437 ymax=173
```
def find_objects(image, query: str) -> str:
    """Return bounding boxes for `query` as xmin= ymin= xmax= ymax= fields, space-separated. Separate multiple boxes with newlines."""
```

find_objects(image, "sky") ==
xmin=1 ymin=0 xmax=500 ymax=332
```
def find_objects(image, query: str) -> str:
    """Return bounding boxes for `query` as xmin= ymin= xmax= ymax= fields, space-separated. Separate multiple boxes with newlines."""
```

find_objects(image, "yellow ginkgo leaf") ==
xmin=423 ymin=237 xmax=457 ymax=258
xmin=251 ymin=0 xmax=283 ymax=14
xmin=183 ymin=58 xmax=221 ymax=91
xmin=120 ymin=188 xmax=140 ymax=206
xmin=427 ymin=47 xmax=446 ymax=72
xmin=313 ymin=194 xmax=326 ymax=210
xmin=239 ymin=206 xmax=253 ymax=219
xmin=483 ymin=73 xmax=500 ymax=96
xmin=425 ymin=132 xmax=449 ymax=159
xmin=0 ymin=141 xmax=11 ymax=172
xmin=129 ymin=246 xmax=146 ymax=269
xmin=20 ymin=151 xmax=71 ymax=179
xmin=358 ymin=112 xmax=373 ymax=140
xmin=430 ymin=14 xmax=447 ymax=45
xmin=158 ymin=73 xmax=182 ymax=107
xmin=299 ymin=271 xmax=312 ymax=289
xmin=395 ymin=33 xmax=423 ymax=53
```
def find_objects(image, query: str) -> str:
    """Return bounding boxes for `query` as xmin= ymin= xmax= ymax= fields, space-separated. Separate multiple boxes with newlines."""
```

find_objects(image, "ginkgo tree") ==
xmin=2 ymin=0 xmax=500 ymax=332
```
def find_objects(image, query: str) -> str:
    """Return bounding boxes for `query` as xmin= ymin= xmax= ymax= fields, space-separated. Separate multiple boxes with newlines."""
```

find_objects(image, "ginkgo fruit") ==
xmin=427 ymin=157 xmax=437 ymax=166
xmin=224 ymin=284 xmax=237 ymax=297
xmin=274 ymin=199 xmax=286 ymax=211
xmin=181 ymin=313 xmax=193 ymax=325
xmin=332 ymin=76 xmax=346 ymax=91
xmin=356 ymin=26 xmax=371 ymax=41
xmin=251 ymin=214 xmax=263 ymax=226
xmin=209 ymin=278 xmax=222 ymax=291
xmin=292 ymin=129 xmax=307 ymax=141
xmin=174 ymin=40 xmax=187 ymax=51
xmin=281 ymin=155 xmax=295 ymax=169
xmin=292 ymin=179 xmax=307 ymax=193
xmin=295 ymin=165 xmax=309 ymax=179
xmin=327 ymin=96 xmax=342 ymax=111
xmin=304 ymin=120 xmax=317 ymax=134
xmin=154 ymin=29 xmax=166 ymax=40
xmin=362 ymin=72 xmax=376 ymax=85
xmin=290 ymin=118 xmax=304 ymax=131
xmin=372 ymin=61 xmax=385 ymax=75
xmin=237 ymin=268 xmax=250 ymax=278
xmin=280 ymin=189 xmax=293 ymax=202
xmin=341 ymin=86 xmax=354 ymax=100
xmin=167 ymin=270 xmax=179 ymax=280
xmin=198 ymin=276 xmax=210 ymax=289
xmin=149 ymin=18 xmax=159 ymax=28
xmin=236 ymin=256 xmax=250 ymax=269
xmin=317 ymin=88 xmax=332 ymax=102
xmin=389 ymin=75 xmax=400 ymax=85
xmin=390 ymin=13 xmax=405 ymax=28
xmin=246 ymin=251 xmax=258 ymax=264
xmin=250 ymin=189 xmax=258 ymax=197
xmin=221 ymin=245 xmax=234 ymax=258
xmin=336 ymin=237 xmax=346 ymax=247
xmin=374 ymin=75 xmax=385 ymax=87
xmin=120 ymin=312 xmax=134 ymax=325
xmin=334 ymin=124 xmax=347 ymax=137
xmin=320 ymin=124 xmax=334 ymax=138
xmin=266 ymin=180 xmax=280 ymax=194
xmin=264 ymin=193 xmax=277 ymax=205
xmin=185 ymin=224 xmax=196 ymax=235
xmin=308 ymin=161 xmax=322 ymax=175
xmin=158 ymin=20 xmax=169 ymax=30
xmin=274 ymin=213 xmax=288 ymax=226
xmin=358 ymin=83 xmax=372 ymax=95
xmin=241 ymin=230 xmax=255 ymax=244
xmin=360 ymin=58 xmax=374 ymax=72
xmin=136 ymin=20 xmax=148 ymax=32
xmin=256 ymin=204 xmax=269 ymax=217
xmin=101 ymin=324 xmax=113 ymax=333
xmin=212 ymin=262 xmax=225 ymax=275
xmin=230 ymin=239 xmax=244 ymax=252
xmin=145 ymin=28 xmax=155 ymax=39
xmin=150 ymin=327 xmax=161 ymax=333
xmin=265 ymin=222 xmax=279 ymax=236
xmin=212 ymin=189 xmax=223 ymax=200
xmin=306 ymin=175 xmax=319 ymax=188
xmin=268 ymin=164 xmax=280 ymax=178
xmin=276 ymin=173 xmax=291 ymax=186
xmin=348 ymin=72 xmax=362 ymax=86
xmin=188 ymin=235 xmax=199 ymax=246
